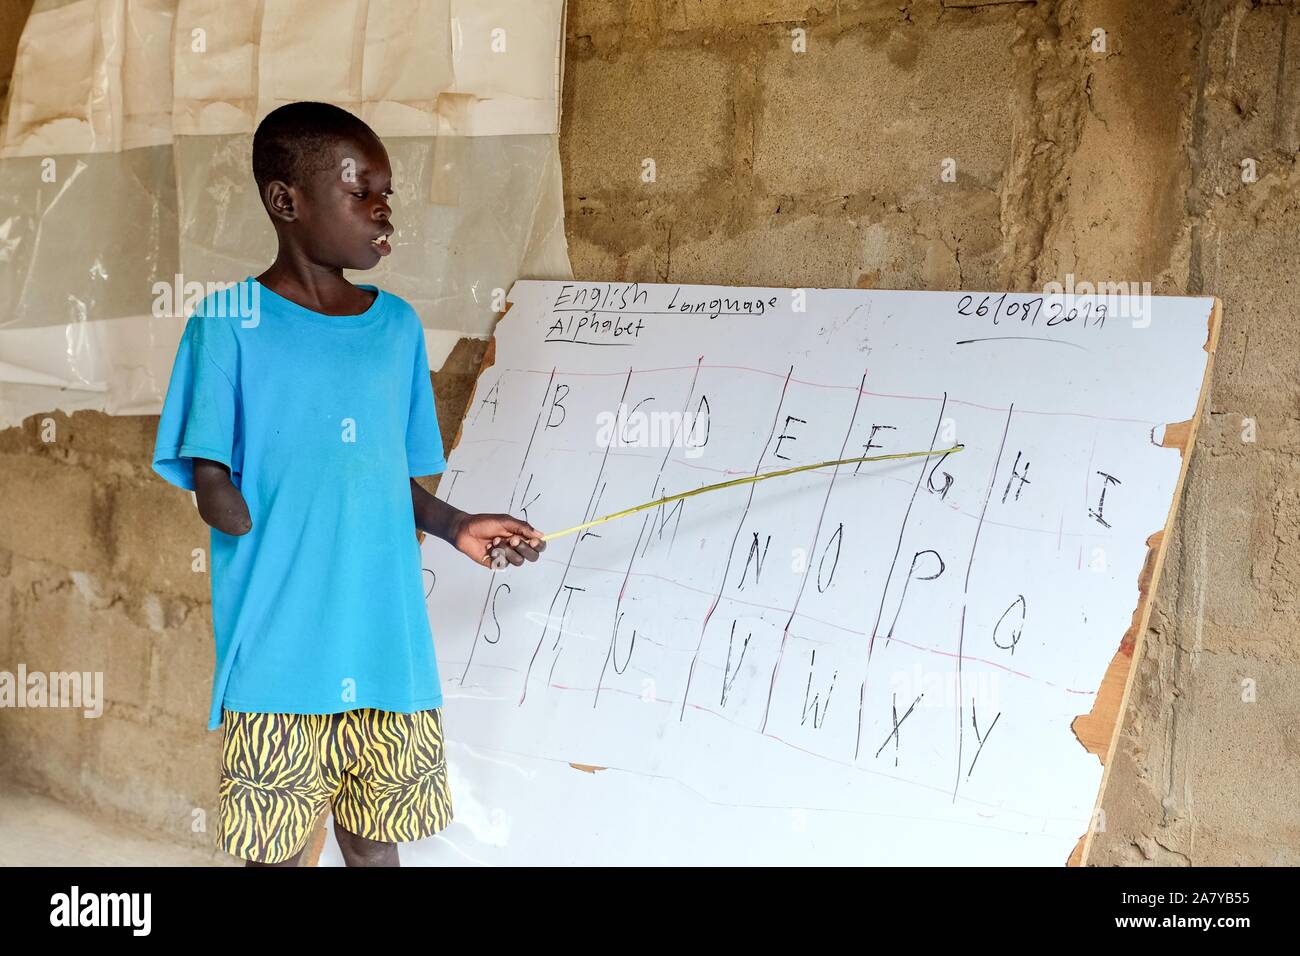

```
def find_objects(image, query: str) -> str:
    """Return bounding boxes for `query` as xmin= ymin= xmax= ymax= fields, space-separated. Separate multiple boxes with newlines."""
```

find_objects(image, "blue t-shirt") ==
xmin=151 ymin=277 xmax=449 ymax=731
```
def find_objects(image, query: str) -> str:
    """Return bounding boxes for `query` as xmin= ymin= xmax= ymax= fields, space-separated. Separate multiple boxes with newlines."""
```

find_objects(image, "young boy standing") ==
xmin=151 ymin=101 xmax=545 ymax=867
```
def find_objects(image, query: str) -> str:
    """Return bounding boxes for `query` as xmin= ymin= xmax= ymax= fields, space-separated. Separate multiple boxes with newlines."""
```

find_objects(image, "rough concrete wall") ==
xmin=0 ymin=388 xmax=471 ymax=856
xmin=1088 ymin=0 xmax=1300 ymax=865
xmin=0 ymin=414 xmax=229 ymax=857
xmin=560 ymin=0 xmax=1299 ymax=864
xmin=1 ymin=0 xmax=1296 ymax=863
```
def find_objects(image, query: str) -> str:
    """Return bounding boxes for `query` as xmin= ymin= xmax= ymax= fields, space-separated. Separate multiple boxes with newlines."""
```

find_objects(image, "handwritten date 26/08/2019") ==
xmin=957 ymin=292 xmax=1108 ymax=330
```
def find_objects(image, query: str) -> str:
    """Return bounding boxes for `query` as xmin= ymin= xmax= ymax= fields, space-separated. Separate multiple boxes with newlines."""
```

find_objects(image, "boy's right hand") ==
xmin=449 ymin=512 xmax=546 ymax=570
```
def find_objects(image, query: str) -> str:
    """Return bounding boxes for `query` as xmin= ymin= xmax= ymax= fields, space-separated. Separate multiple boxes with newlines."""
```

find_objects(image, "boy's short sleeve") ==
xmin=152 ymin=308 xmax=241 ymax=492
xmin=406 ymin=322 xmax=448 ymax=477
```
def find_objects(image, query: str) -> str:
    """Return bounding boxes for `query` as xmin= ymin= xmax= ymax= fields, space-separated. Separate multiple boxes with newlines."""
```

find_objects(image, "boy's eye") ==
xmin=352 ymin=191 xmax=367 ymax=199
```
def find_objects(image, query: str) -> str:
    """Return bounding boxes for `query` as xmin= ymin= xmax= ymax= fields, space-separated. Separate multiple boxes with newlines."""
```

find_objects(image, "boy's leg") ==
xmin=218 ymin=709 xmax=337 ymax=865
xmin=332 ymin=817 xmax=399 ymax=867
xmin=245 ymin=848 xmax=306 ymax=867
xmin=331 ymin=707 xmax=454 ymax=864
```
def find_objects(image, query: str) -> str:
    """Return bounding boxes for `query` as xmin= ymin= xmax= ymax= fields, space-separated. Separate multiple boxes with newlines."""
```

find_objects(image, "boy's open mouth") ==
xmin=370 ymin=230 xmax=393 ymax=255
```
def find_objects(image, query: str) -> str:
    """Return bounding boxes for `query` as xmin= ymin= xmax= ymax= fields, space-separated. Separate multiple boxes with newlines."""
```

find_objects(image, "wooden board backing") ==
xmin=1068 ymin=297 xmax=1221 ymax=866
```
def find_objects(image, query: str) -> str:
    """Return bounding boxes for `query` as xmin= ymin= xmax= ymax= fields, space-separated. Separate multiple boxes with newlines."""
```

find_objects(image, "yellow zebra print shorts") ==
xmin=218 ymin=707 xmax=454 ymax=864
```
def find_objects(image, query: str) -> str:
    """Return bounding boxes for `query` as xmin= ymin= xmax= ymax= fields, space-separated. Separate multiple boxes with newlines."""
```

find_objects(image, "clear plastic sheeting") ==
xmin=174 ymin=133 xmax=571 ymax=366
xmin=0 ymin=0 xmax=177 ymax=157
xmin=0 ymin=147 xmax=182 ymax=418
xmin=0 ymin=0 xmax=571 ymax=428
xmin=171 ymin=0 xmax=562 ymax=138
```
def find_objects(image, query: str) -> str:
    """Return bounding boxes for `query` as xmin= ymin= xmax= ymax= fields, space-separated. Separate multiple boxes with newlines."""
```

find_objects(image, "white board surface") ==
xmin=410 ymin=280 xmax=1214 ymax=866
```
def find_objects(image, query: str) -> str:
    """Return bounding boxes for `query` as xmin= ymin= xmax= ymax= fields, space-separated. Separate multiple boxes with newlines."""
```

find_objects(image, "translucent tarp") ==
xmin=0 ymin=0 xmax=571 ymax=426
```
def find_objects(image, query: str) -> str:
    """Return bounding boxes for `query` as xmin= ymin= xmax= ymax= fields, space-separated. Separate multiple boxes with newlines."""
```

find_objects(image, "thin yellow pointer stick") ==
xmin=538 ymin=444 xmax=965 ymax=543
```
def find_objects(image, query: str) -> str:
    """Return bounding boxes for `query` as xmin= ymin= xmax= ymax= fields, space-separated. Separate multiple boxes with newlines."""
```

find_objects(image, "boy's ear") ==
xmin=264 ymin=181 xmax=298 ymax=223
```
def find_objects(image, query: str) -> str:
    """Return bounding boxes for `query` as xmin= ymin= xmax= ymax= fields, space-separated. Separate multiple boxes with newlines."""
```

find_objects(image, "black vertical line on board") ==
xmin=441 ymin=469 xmax=463 ymax=503
xmin=460 ymin=369 xmax=557 ymax=686
xmin=594 ymin=511 xmax=652 ymax=708
xmin=650 ymin=361 xmax=702 ymax=556
xmin=509 ymin=368 xmax=557 ymax=514
xmin=680 ymin=366 xmax=796 ymax=722
xmin=520 ymin=369 xmax=635 ymax=706
xmin=638 ymin=357 xmax=705 ymax=558
xmin=853 ymin=394 xmax=948 ymax=761
xmin=651 ymin=357 xmax=705 ymax=495
xmin=856 ymin=678 xmax=866 ymax=756
xmin=546 ymin=583 xmax=585 ymax=687
xmin=953 ymin=403 xmax=1014 ymax=803
xmin=593 ymin=357 xmax=705 ymax=709
xmin=580 ymin=481 xmax=609 ymax=542
xmin=759 ymin=368 xmax=869 ymax=734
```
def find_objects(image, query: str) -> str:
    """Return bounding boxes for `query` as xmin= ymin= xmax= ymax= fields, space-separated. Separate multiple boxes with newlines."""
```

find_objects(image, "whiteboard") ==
xmin=411 ymin=280 xmax=1215 ymax=866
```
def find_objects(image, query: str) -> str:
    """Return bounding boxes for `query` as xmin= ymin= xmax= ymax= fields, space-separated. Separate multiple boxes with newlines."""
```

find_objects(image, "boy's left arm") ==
xmin=410 ymin=478 xmax=546 ymax=569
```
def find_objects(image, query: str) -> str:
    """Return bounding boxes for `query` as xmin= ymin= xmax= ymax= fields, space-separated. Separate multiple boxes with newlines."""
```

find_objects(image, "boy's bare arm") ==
xmin=409 ymin=478 xmax=467 ymax=542
xmin=410 ymin=478 xmax=546 ymax=569
xmin=193 ymin=458 xmax=253 ymax=535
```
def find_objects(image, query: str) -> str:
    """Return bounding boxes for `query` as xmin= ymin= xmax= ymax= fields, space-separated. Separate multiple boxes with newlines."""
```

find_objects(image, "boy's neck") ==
xmin=255 ymin=258 xmax=377 ymax=316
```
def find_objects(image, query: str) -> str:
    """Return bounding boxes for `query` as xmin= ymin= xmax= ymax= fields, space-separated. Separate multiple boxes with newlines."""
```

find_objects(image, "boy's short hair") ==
xmin=252 ymin=101 xmax=377 ymax=193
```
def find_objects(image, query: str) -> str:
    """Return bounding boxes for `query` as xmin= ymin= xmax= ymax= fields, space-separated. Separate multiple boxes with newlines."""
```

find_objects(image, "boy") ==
xmin=151 ymin=101 xmax=545 ymax=867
